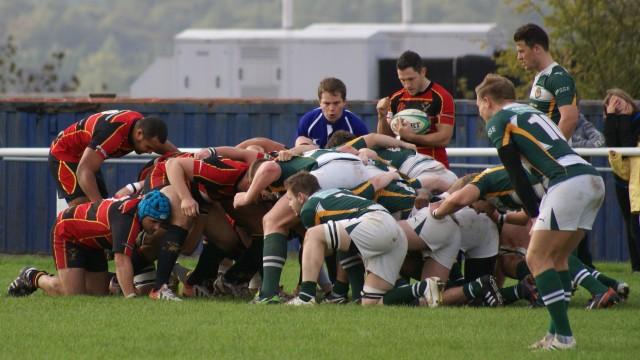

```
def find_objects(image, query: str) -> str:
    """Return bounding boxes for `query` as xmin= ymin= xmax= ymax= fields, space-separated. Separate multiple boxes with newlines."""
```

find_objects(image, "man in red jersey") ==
xmin=6 ymin=190 xmax=170 ymax=298
xmin=376 ymin=50 xmax=455 ymax=168
xmin=49 ymin=109 xmax=177 ymax=206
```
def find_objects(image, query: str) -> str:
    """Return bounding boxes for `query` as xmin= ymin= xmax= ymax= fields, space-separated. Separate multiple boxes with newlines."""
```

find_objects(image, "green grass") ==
xmin=1 ymin=254 xmax=639 ymax=359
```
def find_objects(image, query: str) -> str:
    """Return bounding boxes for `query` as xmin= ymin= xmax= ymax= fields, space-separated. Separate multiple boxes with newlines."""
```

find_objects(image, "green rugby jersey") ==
xmin=350 ymin=179 xmax=417 ymax=220
xmin=471 ymin=166 xmax=544 ymax=212
xmin=345 ymin=136 xmax=432 ymax=170
xmin=269 ymin=156 xmax=317 ymax=193
xmin=485 ymin=103 xmax=599 ymax=187
xmin=528 ymin=62 xmax=577 ymax=124
xmin=299 ymin=188 xmax=387 ymax=228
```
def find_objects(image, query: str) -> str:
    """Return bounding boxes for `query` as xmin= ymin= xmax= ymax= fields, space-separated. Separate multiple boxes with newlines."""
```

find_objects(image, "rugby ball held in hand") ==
xmin=390 ymin=109 xmax=430 ymax=135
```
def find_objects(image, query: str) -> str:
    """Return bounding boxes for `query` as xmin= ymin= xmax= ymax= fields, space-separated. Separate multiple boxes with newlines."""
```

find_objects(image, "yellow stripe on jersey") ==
xmin=547 ymin=97 xmax=555 ymax=120
xmin=503 ymin=124 xmax=562 ymax=174
xmin=374 ymin=189 xmax=415 ymax=200
xmin=351 ymin=182 xmax=372 ymax=196
xmin=472 ymin=165 xmax=505 ymax=184
xmin=315 ymin=209 xmax=358 ymax=226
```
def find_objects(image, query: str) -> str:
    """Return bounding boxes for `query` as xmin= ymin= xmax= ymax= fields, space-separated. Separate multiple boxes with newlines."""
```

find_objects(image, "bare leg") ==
xmin=84 ymin=271 xmax=110 ymax=295
xmin=58 ymin=268 xmax=87 ymax=295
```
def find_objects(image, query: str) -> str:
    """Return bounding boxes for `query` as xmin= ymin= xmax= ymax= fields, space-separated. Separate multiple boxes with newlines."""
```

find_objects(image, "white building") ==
xmin=131 ymin=5 xmax=504 ymax=100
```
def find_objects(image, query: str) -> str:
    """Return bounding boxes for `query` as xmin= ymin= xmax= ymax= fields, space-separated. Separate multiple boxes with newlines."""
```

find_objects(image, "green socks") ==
xmin=536 ymin=269 xmax=572 ymax=337
xmin=298 ymin=281 xmax=317 ymax=302
xmin=569 ymin=255 xmax=608 ymax=295
xmin=260 ymin=233 xmax=288 ymax=298
xmin=383 ymin=280 xmax=427 ymax=305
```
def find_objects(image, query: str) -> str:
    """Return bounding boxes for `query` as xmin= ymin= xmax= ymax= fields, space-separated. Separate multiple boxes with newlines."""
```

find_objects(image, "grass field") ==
xmin=1 ymin=254 xmax=638 ymax=359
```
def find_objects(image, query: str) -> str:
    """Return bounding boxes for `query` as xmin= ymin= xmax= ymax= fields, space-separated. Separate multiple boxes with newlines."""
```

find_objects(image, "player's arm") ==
xmin=234 ymin=161 xmax=281 ymax=208
xmin=432 ymin=184 xmax=480 ymax=219
xmin=486 ymin=119 xmax=539 ymax=217
xmin=376 ymin=97 xmax=395 ymax=136
xmin=77 ymin=148 xmax=106 ymax=202
xmin=361 ymin=133 xmax=416 ymax=150
xmin=236 ymin=137 xmax=286 ymax=152
xmin=165 ymin=157 xmax=199 ymax=217
xmin=549 ymin=74 xmax=579 ymax=139
xmin=276 ymin=143 xmax=318 ymax=161
xmin=214 ymin=146 xmax=261 ymax=163
xmin=114 ymin=180 xmax=144 ymax=198
xmin=368 ymin=171 xmax=401 ymax=192
xmin=114 ymin=252 xmax=136 ymax=297
xmin=558 ymin=104 xmax=579 ymax=140
xmin=398 ymin=122 xmax=454 ymax=147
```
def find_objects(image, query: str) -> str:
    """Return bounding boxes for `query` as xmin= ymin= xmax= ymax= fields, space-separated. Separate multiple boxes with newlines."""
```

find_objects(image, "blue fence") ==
xmin=0 ymin=99 xmax=627 ymax=261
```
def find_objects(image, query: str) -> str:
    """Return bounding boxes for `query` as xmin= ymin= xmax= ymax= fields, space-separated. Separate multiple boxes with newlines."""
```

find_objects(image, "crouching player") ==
xmin=6 ymin=190 xmax=170 ymax=298
xmin=284 ymin=172 xmax=441 ymax=306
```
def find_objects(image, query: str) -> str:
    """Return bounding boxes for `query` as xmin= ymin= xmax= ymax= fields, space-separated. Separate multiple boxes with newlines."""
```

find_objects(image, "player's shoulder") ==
xmin=299 ymin=107 xmax=323 ymax=123
xmin=389 ymin=88 xmax=406 ymax=101
xmin=430 ymin=81 xmax=453 ymax=99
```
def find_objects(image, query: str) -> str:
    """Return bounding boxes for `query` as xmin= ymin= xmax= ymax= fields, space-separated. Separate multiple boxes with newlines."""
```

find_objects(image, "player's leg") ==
xmin=150 ymin=185 xmax=192 ymax=299
xmin=83 ymin=248 xmax=110 ymax=295
xmin=257 ymin=197 xmax=299 ymax=301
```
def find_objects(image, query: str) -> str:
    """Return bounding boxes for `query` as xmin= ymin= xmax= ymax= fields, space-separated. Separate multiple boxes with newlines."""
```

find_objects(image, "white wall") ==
xmin=130 ymin=57 xmax=176 ymax=98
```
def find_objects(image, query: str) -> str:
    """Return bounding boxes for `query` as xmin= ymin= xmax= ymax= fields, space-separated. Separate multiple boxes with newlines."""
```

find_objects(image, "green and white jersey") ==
xmin=270 ymin=156 xmax=317 ymax=193
xmin=350 ymin=179 xmax=418 ymax=220
xmin=299 ymin=188 xmax=387 ymax=228
xmin=345 ymin=136 xmax=431 ymax=170
xmin=528 ymin=62 xmax=577 ymax=124
xmin=471 ymin=166 xmax=544 ymax=212
xmin=485 ymin=103 xmax=599 ymax=187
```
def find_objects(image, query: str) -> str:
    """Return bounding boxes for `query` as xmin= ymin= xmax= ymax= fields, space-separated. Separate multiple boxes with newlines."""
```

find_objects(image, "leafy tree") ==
xmin=0 ymin=35 xmax=79 ymax=94
xmin=496 ymin=0 xmax=640 ymax=99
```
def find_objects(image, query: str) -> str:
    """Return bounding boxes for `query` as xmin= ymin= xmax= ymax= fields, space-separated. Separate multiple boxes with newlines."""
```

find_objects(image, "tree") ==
xmin=0 ymin=35 xmax=80 ymax=94
xmin=496 ymin=0 xmax=640 ymax=99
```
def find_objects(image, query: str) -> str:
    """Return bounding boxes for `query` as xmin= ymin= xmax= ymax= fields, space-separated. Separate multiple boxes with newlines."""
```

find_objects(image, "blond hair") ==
xmin=604 ymin=88 xmax=639 ymax=113
xmin=475 ymin=74 xmax=516 ymax=102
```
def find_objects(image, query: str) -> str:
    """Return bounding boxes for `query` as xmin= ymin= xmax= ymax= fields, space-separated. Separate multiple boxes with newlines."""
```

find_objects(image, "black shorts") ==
xmin=48 ymin=154 xmax=108 ymax=202
xmin=53 ymin=241 xmax=108 ymax=272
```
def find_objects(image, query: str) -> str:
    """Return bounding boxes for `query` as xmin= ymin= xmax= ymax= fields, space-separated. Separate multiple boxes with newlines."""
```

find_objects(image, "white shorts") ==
xmin=310 ymin=152 xmax=369 ymax=189
xmin=399 ymin=154 xmax=458 ymax=185
xmin=404 ymin=207 xmax=461 ymax=269
xmin=324 ymin=211 xmax=407 ymax=285
xmin=533 ymin=174 xmax=605 ymax=231
xmin=456 ymin=207 xmax=499 ymax=259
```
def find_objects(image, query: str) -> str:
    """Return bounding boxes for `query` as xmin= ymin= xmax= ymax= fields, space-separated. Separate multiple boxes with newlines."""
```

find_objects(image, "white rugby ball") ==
xmin=390 ymin=109 xmax=430 ymax=135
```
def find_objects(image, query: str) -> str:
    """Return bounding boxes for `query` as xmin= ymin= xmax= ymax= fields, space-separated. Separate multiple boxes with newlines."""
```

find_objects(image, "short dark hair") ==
xmin=513 ymin=23 xmax=549 ymax=51
xmin=326 ymin=130 xmax=357 ymax=148
xmin=397 ymin=50 xmax=424 ymax=72
xmin=475 ymin=74 xmax=516 ymax=102
xmin=284 ymin=171 xmax=320 ymax=196
xmin=137 ymin=116 xmax=168 ymax=143
xmin=318 ymin=77 xmax=347 ymax=100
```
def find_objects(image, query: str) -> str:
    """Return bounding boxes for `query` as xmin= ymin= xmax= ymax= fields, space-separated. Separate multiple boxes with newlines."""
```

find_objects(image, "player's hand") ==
xmin=114 ymin=185 xmax=133 ymax=198
xmin=276 ymin=150 xmax=294 ymax=162
xmin=397 ymin=119 xmax=413 ymax=139
xmin=399 ymin=141 xmax=417 ymax=151
xmin=233 ymin=192 xmax=249 ymax=208
xmin=180 ymin=197 xmax=199 ymax=217
xmin=194 ymin=147 xmax=215 ymax=160
xmin=358 ymin=148 xmax=377 ymax=164
xmin=376 ymin=97 xmax=391 ymax=119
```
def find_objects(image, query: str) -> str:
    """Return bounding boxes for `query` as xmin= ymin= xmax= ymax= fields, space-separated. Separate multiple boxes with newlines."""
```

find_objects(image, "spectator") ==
xmin=376 ymin=50 xmax=455 ymax=168
xmin=295 ymin=77 xmax=368 ymax=148
xmin=604 ymin=88 xmax=640 ymax=272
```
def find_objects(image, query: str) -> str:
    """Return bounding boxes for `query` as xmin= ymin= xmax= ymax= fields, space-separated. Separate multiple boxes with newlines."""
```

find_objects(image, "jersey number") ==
xmin=526 ymin=114 xmax=564 ymax=140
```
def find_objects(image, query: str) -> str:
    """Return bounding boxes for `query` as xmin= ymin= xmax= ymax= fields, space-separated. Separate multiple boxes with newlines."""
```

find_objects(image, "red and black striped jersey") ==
xmin=389 ymin=82 xmax=455 ymax=168
xmin=50 ymin=110 xmax=143 ymax=163
xmin=192 ymin=155 xmax=250 ymax=200
xmin=53 ymin=197 xmax=142 ymax=257
xmin=140 ymin=152 xmax=195 ymax=192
